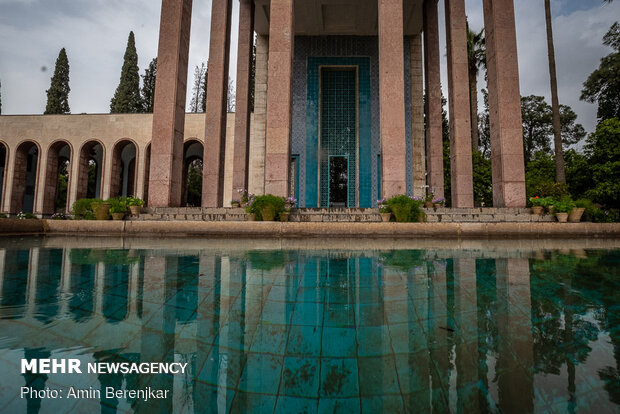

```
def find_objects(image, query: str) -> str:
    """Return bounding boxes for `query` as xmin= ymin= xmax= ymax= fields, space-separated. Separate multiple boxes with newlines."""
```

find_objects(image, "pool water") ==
xmin=0 ymin=240 xmax=618 ymax=413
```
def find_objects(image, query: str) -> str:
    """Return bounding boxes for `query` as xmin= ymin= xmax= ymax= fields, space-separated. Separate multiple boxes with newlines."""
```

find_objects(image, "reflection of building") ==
xmin=0 ymin=0 xmax=527 ymax=215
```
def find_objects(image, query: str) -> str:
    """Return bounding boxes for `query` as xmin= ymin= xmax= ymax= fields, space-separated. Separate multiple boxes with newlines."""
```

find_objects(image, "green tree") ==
xmin=583 ymin=118 xmax=620 ymax=207
xmin=110 ymin=32 xmax=142 ymax=113
xmin=467 ymin=23 xmax=485 ymax=152
xmin=472 ymin=151 xmax=492 ymax=206
xmin=141 ymin=58 xmax=157 ymax=113
xmin=44 ymin=48 xmax=71 ymax=114
xmin=581 ymin=22 xmax=620 ymax=122
xmin=189 ymin=62 xmax=207 ymax=113
xmin=201 ymin=61 xmax=209 ymax=112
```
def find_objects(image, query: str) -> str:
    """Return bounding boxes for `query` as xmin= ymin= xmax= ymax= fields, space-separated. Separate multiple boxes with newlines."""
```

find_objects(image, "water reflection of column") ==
xmin=428 ymin=260 xmax=450 ymax=412
xmin=127 ymin=261 xmax=140 ymax=319
xmin=496 ymin=258 xmax=534 ymax=413
xmin=454 ymin=259 xmax=479 ymax=411
xmin=25 ymin=247 xmax=39 ymax=318
xmin=194 ymin=254 xmax=226 ymax=413
xmin=94 ymin=262 xmax=105 ymax=316
xmin=138 ymin=255 xmax=176 ymax=413
xmin=58 ymin=249 xmax=72 ymax=317
xmin=0 ymin=249 xmax=6 ymax=301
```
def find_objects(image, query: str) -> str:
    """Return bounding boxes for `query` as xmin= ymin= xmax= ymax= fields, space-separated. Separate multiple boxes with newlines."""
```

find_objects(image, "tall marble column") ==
xmin=410 ymin=34 xmax=427 ymax=198
xmin=231 ymin=0 xmax=255 ymax=201
xmin=423 ymin=0 xmax=445 ymax=199
xmin=249 ymin=35 xmax=269 ymax=196
xmin=203 ymin=0 xmax=233 ymax=207
xmin=378 ymin=0 xmax=407 ymax=198
xmin=445 ymin=0 xmax=474 ymax=207
xmin=482 ymin=0 xmax=527 ymax=207
xmin=148 ymin=0 xmax=193 ymax=207
xmin=264 ymin=0 xmax=295 ymax=197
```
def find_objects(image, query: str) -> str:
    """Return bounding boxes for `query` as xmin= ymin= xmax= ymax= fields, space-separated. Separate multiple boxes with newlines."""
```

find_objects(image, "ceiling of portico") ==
xmin=253 ymin=0 xmax=424 ymax=36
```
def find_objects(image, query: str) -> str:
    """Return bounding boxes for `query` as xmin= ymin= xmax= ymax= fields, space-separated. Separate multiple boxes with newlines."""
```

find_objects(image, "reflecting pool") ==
xmin=0 ymin=237 xmax=618 ymax=413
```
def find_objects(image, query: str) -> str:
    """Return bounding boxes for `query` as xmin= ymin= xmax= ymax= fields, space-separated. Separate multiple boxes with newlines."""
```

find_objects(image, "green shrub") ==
xmin=247 ymin=194 xmax=285 ymax=221
xmin=72 ymin=198 xmax=98 ymax=220
xmin=532 ymin=182 xmax=569 ymax=199
xmin=127 ymin=197 xmax=145 ymax=207
xmin=385 ymin=195 xmax=424 ymax=223
xmin=108 ymin=197 xmax=128 ymax=214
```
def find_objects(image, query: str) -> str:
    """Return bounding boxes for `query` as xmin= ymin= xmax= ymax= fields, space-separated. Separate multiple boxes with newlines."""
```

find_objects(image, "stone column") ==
xmin=231 ymin=0 xmax=255 ymax=201
xmin=445 ymin=0 xmax=474 ymax=207
xmin=410 ymin=34 xmax=426 ymax=198
xmin=264 ymin=0 xmax=294 ymax=197
xmin=482 ymin=0 xmax=526 ymax=207
xmin=249 ymin=35 xmax=269 ymax=196
xmin=148 ymin=0 xmax=193 ymax=207
xmin=423 ymin=0 xmax=445 ymax=199
xmin=203 ymin=0 xmax=233 ymax=207
xmin=378 ymin=0 xmax=407 ymax=198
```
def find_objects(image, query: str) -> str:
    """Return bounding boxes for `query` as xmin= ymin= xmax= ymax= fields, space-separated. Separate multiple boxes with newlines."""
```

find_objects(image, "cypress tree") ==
xmin=110 ymin=31 xmax=142 ymax=113
xmin=141 ymin=57 xmax=157 ymax=113
xmin=44 ymin=48 xmax=71 ymax=114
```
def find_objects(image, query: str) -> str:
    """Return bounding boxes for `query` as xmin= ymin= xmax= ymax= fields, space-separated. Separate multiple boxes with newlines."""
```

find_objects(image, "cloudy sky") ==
xmin=0 ymin=0 xmax=617 ymax=135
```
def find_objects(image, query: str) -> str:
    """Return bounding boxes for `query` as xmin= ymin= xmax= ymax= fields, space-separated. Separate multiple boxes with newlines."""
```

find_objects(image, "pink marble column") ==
xmin=423 ymin=0 xmax=445 ymax=199
xmin=148 ymin=0 xmax=192 ymax=207
xmin=264 ymin=0 xmax=294 ymax=197
xmin=445 ymin=0 xmax=474 ymax=207
xmin=483 ymin=0 xmax=527 ymax=207
xmin=378 ymin=0 xmax=407 ymax=198
xmin=203 ymin=0 xmax=233 ymax=207
xmin=231 ymin=0 xmax=255 ymax=202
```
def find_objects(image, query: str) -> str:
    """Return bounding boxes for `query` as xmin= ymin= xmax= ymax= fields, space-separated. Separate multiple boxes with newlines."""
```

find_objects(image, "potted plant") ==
xmin=529 ymin=196 xmax=545 ymax=215
xmin=246 ymin=194 xmax=285 ymax=221
xmin=553 ymin=198 xmax=575 ymax=223
xmin=285 ymin=196 xmax=297 ymax=210
xmin=378 ymin=198 xmax=391 ymax=222
xmin=108 ymin=198 xmax=128 ymax=221
xmin=127 ymin=197 xmax=145 ymax=216
xmin=570 ymin=199 xmax=588 ymax=223
xmin=385 ymin=195 xmax=424 ymax=223
xmin=433 ymin=197 xmax=446 ymax=208
xmin=424 ymin=191 xmax=435 ymax=208
xmin=92 ymin=199 xmax=111 ymax=220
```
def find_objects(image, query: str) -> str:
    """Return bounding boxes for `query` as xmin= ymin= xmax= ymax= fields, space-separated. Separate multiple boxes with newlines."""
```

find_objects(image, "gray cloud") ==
xmin=0 ymin=0 xmax=617 ymax=136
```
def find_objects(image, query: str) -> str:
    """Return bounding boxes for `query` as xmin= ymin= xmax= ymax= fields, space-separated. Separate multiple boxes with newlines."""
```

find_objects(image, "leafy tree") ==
xmin=472 ymin=151 xmax=492 ymax=206
xmin=525 ymin=151 xmax=556 ymax=198
xmin=141 ymin=58 xmax=157 ymax=113
xmin=479 ymin=89 xmax=491 ymax=158
xmin=189 ymin=62 xmax=207 ymax=113
xmin=44 ymin=48 xmax=71 ymax=114
xmin=583 ymin=118 xmax=620 ymax=207
xmin=564 ymin=149 xmax=591 ymax=200
xmin=110 ymin=31 xmax=142 ymax=113
xmin=467 ymin=23 xmax=485 ymax=152
xmin=521 ymin=95 xmax=586 ymax=163
xmin=544 ymin=0 xmax=566 ymax=183
xmin=581 ymin=22 xmax=620 ymax=122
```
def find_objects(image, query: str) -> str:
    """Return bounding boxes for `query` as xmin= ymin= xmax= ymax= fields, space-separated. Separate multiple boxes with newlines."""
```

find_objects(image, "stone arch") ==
xmin=76 ymin=140 xmax=105 ymax=200
xmin=42 ymin=140 xmax=72 ymax=215
xmin=110 ymin=139 xmax=138 ymax=198
xmin=143 ymin=143 xmax=151 ymax=204
xmin=0 ymin=141 xmax=8 ymax=211
xmin=10 ymin=140 xmax=41 ymax=214
xmin=182 ymin=139 xmax=204 ymax=207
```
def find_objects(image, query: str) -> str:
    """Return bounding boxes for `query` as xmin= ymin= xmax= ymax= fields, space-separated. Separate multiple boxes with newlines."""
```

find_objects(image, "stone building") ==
xmin=0 ymin=0 xmax=526 ymax=215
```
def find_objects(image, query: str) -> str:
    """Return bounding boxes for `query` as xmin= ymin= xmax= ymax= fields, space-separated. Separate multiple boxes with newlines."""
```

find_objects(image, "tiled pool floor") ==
xmin=0 ymin=244 xmax=618 ymax=413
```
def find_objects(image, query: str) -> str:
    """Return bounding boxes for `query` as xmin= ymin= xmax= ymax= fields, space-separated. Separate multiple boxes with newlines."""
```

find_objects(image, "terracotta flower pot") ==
xmin=279 ymin=212 xmax=290 ymax=222
xmin=531 ymin=206 xmax=544 ymax=215
xmin=129 ymin=206 xmax=141 ymax=216
xmin=380 ymin=212 xmax=392 ymax=222
xmin=568 ymin=207 xmax=585 ymax=223
xmin=555 ymin=212 xmax=569 ymax=223
xmin=260 ymin=206 xmax=276 ymax=221
xmin=112 ymin=212 xmax=125 ymax=221
xmin=246 ymin=213 xmax=256 ymax=221
xmin=94 ymin=203 xmax=111 ymax=221
xmin=231 ymin=201 xmax=241 ymax=208
xmin=424 ymin=202 xmax=434 ymax=208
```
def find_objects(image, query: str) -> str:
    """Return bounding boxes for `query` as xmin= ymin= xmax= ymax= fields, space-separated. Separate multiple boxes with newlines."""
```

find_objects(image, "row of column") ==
xmin=149 ymin=0 xmax=526 ymax=208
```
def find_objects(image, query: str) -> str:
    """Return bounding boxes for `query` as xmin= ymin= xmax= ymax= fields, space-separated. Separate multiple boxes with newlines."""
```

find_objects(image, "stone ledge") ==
xmin=13 ymin=220 xmax=616 ymax=239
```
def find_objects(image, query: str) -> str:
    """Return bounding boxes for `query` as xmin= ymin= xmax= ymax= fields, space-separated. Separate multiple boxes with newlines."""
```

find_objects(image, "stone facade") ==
xmin=0 ymin=0 xmax=528 ymax=215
